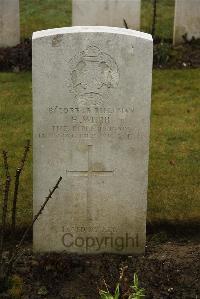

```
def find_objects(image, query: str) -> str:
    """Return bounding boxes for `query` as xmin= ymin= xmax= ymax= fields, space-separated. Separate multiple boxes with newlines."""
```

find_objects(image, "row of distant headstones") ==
xmin=0 ymin=0 xmax=200 ymax=48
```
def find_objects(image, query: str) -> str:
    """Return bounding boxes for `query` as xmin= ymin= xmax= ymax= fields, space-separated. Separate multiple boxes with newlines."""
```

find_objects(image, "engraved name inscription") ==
xmin=38 ymin=105 xmax=140 ymax=140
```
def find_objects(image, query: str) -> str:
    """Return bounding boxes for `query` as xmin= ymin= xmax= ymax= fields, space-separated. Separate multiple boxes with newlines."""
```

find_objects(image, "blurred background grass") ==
xmin=20 ymin=0 xmax=175 ymax=40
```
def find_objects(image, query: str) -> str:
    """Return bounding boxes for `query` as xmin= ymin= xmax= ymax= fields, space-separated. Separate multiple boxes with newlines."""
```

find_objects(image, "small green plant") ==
xmin=99 ymin=268 xmax=145 ymax=299
xmin=8 ymin=275 xmax=23 ymax=299
xmin=128 ymin=274 xmax=145 ymax=299
xmin=153 ymin=42 xmax=171 ymax=66
xmin=99 ymin=283 xmax=120 ymax=299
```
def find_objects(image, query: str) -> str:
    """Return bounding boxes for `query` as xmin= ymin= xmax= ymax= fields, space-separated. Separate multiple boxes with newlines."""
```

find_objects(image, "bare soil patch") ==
xmin=0 ymin=234 xmax=199 ymax=299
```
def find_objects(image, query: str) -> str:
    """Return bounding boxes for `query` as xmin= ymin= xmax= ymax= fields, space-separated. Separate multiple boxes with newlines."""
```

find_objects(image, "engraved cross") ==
xmin=66 ymin=145 xmax=114 ymax=220
xmin=67 ymin=145 xmax=114 ymax=178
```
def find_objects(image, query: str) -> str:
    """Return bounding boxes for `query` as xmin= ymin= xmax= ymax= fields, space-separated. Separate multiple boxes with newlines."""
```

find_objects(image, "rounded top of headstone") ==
xmin=32 ymin=26 xmax=152 ymax=42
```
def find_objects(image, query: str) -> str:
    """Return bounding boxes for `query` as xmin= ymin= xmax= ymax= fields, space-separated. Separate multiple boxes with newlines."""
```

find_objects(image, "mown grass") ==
xmin=0 ymin=70 xmax=199 ymax=225
xmin=19 ymin=0 xmax=175 ymax=40
xmin=148 ymin=69 xmax=200 ymax=223
xmin=20 ymin=0 xmax=72 ymax=39
xmin=0 ymin=73 xmax=32 ymax=225
xmin=141 ymin=0 xmax=175 ymax=39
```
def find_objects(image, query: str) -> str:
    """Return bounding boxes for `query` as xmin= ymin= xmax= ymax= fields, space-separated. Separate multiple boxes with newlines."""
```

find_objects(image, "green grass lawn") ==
xmin=19 ymin=0 xmax=175 ymax=40
xmin=141 ymin=0 xmax=175 ymax=39
xmin=0 ymin=70 xmax=199 ymax=226
xmin=149 ymin=70 xmax=200 ymax=223
xmin=20 ymin=0 xmax=72 ymax=39
xmin=0 ymin=73 xmax=32 ymax=226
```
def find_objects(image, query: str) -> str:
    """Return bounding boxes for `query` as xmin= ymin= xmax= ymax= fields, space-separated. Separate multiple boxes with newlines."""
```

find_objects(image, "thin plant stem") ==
xmin=7 ymin=176 xmax=62 ymax=271
xmin=0 ymin=151 xmax=11 ymax=264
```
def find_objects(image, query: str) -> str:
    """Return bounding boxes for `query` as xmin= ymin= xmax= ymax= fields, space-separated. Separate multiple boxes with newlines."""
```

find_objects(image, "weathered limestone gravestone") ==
xmin=0 ymin=0 xmax=20 ymax=47
xmin=33 ymin=26 xmax=153 ymax=254
xmin=173 ymin=0 xmax=200 ymax=45
xmin=72 ymin=0 xmax=141 ymax=30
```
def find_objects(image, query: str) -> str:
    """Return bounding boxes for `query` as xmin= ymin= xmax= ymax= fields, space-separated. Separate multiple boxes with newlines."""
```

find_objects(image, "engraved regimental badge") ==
xmin=69 ymin=45 xmax=119 ymax=106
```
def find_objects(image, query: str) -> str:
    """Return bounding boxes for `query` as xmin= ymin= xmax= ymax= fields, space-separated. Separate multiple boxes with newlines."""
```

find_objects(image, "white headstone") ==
xmin=0 ymin=0 xmax=20 ymax=47
xmin=33 ymin=26 xmax=152 ymax=254
xmin=72 ymin=0 xmax=141 ymax=30
xmin=173 ymin=0 xmax=200 ymax=45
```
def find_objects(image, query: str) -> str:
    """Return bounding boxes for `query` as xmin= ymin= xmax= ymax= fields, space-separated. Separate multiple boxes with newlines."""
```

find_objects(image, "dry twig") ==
xmin=11 ymin=140 xmax=30 ymax=239
xmin=8 ymin=176 xmax=62 ymax=269
xmin=123 ymin=18 xmax=129 ymax=29
xmin=0 ymin=151 xmax=11 ymax=264
xmin=152 ymin=0 xmax=157 ymax=37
